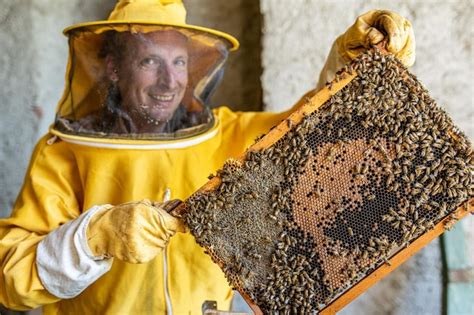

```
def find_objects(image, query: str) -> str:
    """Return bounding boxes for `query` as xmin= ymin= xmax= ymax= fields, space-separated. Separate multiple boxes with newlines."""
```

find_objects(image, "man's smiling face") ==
xmin=115 ymin=30 xmax=189 ymax=123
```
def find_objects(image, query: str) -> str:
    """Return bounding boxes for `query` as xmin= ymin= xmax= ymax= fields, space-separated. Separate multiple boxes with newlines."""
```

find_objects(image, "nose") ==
xmin=156 ymin=63 xmax=176 ymax=89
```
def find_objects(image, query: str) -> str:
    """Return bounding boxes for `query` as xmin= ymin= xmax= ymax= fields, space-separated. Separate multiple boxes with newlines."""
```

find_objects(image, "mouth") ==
xmin=149 ymin=94 xmax=175 ymax=103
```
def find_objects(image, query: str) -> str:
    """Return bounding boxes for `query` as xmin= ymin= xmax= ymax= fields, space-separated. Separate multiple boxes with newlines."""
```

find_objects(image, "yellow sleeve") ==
xmin=0 ymin=135 xmax=82 ymax=310
xmin=315 ymin=40 xmax=347 ymax=91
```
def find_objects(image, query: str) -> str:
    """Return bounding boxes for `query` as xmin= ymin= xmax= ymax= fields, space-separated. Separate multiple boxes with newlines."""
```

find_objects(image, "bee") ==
xmin=392 ymin=221 xmax=401 ymax=229
xmin=443 ymin=216 xmax=458 ymax=231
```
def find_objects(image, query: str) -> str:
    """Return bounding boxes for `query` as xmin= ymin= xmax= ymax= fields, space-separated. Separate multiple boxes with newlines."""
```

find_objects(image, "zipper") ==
xmin=163 ymin=247 xmax=173 ymax=315
xmin=163 ymin=187 xmax=173 ymax=315
xmin=46 ymin=135 xmax=58 ymax=145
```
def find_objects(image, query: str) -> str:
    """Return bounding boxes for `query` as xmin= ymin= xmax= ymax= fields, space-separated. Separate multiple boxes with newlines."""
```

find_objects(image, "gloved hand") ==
xmin=336 ymin=10 xmax=416 ymax=67
xmin=316 ymin=10 xmax=415 ymax=90
xmin=87 ymin=199 xmax=186 ymax=264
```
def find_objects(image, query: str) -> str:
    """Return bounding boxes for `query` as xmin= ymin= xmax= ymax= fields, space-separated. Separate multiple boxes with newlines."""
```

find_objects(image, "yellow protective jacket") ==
xmin=0 ymin=106 xmax=291 ymax=314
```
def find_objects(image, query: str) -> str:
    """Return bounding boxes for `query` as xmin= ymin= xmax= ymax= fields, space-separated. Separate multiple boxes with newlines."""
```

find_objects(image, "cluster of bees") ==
xmin=184 ymin=48 xmax=474 ymax=313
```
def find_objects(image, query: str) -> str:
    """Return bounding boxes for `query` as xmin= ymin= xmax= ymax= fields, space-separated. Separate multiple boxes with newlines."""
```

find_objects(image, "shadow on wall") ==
xmin=184 ymin=0 xmax=264 ymax=111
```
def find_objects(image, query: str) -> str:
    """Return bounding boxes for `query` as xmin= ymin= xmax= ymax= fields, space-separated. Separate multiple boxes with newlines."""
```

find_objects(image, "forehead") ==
xmin=128 ymin=30 xmax=189 ymax=52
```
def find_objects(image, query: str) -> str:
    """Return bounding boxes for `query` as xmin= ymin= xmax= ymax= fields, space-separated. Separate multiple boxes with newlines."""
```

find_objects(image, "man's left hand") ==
xmin=336 ymin=10 xmax=416 ymax=67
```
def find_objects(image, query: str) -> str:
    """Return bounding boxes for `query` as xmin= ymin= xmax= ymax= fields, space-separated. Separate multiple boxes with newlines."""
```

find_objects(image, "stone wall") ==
xmin=0 ymin=0 xmax=117 ymax=216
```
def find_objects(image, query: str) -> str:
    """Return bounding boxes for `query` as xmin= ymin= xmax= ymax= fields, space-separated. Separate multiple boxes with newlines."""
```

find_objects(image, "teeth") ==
xmin=150 ymin=94 xmax=173 ymax=101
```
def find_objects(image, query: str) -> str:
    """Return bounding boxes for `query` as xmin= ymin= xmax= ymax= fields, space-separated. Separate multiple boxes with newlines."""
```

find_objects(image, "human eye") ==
xmin=174 ymin=57 xmax=187 ymax=67
xmin=140 ymin=57 xmax=158 ymax=67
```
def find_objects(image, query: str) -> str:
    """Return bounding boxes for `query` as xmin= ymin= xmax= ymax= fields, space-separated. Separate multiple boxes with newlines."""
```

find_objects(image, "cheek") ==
xmin=121 ymin=71 xmax=156 ymax=97
xmin=177 ymin=71 xmax=188 ymax=88
xmin=131 ymin=71 xmax=157 ymax=88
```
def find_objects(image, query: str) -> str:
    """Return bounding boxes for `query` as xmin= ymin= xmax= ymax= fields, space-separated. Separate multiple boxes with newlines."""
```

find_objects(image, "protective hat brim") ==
xmin=63 ymin=20 xmax=239 ymax=51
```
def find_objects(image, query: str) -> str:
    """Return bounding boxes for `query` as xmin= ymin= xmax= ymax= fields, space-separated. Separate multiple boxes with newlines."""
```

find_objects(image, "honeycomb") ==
xmin=183 ymin=49 xmax=474 ymax=314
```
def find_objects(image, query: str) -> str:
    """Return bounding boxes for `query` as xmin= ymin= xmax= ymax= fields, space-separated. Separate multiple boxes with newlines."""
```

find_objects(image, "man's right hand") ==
xmin=87 ymin=200 xmax=186 ymax=264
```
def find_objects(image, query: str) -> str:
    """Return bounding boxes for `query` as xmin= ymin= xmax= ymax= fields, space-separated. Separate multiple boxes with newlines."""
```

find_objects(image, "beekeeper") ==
xmin=0 ymin=0 xmax=415 ymax=313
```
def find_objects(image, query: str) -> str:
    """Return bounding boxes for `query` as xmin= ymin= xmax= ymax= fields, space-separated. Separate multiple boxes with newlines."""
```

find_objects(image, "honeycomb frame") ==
xmin=181 ymin=48 xmax=474 ymax=314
